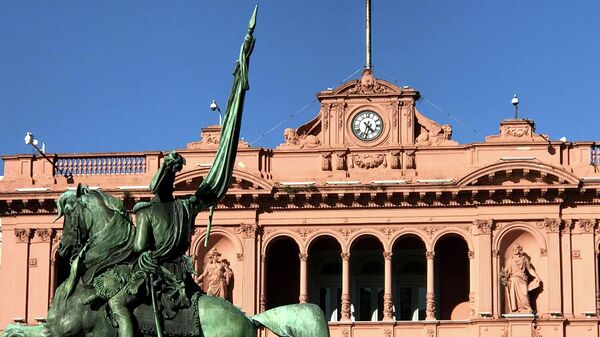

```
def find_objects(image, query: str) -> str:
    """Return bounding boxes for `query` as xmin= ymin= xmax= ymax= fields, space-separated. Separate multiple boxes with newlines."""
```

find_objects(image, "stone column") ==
xmin=259 ymin=254 xmax=267 ymax=312
xmin=340 ymin=252 xmax=351 ymax=321
xmin=561 ymin=220 xmax=574 ymax=317
xmin=426 ymin=250 xmax=436 ymax=320
xmin=383 ymin=251 xmax=393 ymax=321
xmin=545 ymin=218 xmax=562 ymax=315
xmin=577 ymin=219 xmax=597 ymax=314
xmin=474 ymin=220 xmax=493 ymax=316
xmin=299 ymin=253 xmax=308 ymax=303
xmin=237 ymin=223 xmax=259 ymax=314
xmin=28 ymin=228 xmax=53 ymax=321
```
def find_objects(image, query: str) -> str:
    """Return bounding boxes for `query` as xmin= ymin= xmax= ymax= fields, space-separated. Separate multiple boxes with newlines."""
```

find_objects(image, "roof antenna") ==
xmin=511 ymin=94 xmax=519 ymax=119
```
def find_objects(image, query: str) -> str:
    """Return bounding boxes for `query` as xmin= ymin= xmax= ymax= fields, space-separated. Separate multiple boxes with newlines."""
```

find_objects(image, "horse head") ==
xmin=55 ymin=184 xmax=124 ymax=260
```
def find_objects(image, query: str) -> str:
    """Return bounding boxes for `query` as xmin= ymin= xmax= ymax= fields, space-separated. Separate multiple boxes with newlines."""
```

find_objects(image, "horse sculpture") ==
xmin=2 ymin=186 xmax=329 ymax=337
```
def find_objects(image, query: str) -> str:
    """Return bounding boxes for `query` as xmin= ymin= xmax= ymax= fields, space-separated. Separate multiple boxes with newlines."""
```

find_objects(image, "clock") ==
xmin=351 ymin=110 xmax=383 ymax=141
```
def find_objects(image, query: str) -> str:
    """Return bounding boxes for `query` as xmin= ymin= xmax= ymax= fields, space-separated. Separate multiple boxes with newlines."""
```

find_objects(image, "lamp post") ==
xmin=210 ymin=100 xmax=222 ymax=125
xmin=24 ymin=132 xmax=70 ymax=179
xmin=511 ymin=94 xmax=519 ymax=119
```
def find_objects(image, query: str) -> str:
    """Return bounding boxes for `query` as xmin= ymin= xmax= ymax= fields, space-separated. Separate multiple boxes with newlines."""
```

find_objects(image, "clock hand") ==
xmin=364 ymin=122 xmax=375 ymax=133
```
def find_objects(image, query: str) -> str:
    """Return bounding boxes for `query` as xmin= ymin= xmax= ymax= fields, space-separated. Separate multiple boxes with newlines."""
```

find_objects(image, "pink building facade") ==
xmin=1 ymin=71 xmax=600 ymax=337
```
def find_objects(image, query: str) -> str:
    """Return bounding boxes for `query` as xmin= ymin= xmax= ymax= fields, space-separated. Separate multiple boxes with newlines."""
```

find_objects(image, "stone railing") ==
xmin=54 ymin=154 xmax=147 ymax=176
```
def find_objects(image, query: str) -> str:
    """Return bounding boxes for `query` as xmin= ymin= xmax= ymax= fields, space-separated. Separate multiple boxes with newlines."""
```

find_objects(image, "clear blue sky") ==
xmin=2 ymin=1 xmax=600 ymax=175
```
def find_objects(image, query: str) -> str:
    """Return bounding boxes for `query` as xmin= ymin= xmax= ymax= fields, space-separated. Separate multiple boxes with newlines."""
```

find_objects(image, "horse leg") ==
xmin=2 ymin=323 xmax=48 ymax=337
xmin=197 ymin=296 xmax=255 ymax=337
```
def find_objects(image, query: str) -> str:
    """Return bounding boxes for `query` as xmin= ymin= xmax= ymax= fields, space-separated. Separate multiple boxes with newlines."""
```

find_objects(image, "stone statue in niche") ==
xmin=414 ymin=110 xmax=457 ymax=146
xmin=196 ymin=249 xmax=234 ymax=300
xmin=501 ymin=244 xmax=542 ymax=313
xmin=281 ymin=128 xmax=320 ymax=148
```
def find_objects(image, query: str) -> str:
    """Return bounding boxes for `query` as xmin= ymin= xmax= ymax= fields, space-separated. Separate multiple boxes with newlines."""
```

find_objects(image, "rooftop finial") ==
xmin=366 ymin=0 xmax=372 ymax=70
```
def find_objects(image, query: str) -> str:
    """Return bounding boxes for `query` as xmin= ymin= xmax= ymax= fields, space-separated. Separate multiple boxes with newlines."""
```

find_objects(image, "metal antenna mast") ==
xmin=366 ymin=0 xmax=372 ymax=70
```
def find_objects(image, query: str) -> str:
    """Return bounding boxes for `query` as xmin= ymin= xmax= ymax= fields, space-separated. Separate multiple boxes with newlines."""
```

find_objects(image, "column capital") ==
xmin=341 ymin=252 xmax=350 ymax=261
xmin=425 ymin=251 xmax=435 ymax=260
xmin=473 ymin=219 xmax=494 ymax=235
xmin=14 ymin=228 xmax=33 ymax=243
xmin=577 ymin=219 xmax=597 ymax=233
xmin=543 ymin=218 xmax=561 ymax=233
xmin=299 ymin=253 xmax=308 ymax=262
xmin=383 ymin=251 xmax=393 ymax=260
xmin=235 ymin=223 xmax=259 ymax=238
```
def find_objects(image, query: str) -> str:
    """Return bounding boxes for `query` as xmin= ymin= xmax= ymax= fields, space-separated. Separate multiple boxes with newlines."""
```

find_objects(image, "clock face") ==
xmin=351 ymin=111 xmax=383 ymax=141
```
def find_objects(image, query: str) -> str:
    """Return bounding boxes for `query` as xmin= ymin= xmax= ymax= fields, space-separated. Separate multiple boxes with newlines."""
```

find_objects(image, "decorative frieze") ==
xmin=235 ymin=223 xmax=258 ymax=238
xmin=350 ymin=153 xmax=387 ymax=169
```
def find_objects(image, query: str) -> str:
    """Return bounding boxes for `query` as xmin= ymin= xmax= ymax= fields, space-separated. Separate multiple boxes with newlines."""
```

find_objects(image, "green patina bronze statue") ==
xmin=2 ymin=7 xmax=329 ymax=337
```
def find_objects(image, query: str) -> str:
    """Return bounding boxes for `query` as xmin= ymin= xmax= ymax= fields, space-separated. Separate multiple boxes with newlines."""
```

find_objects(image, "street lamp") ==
xmin=511 ymin=94 xmax=519 ymax=119
xmin=24 ymin=132 xmax=70 ymax=179
xmin=209 ymin=100 xmax=222 ymax=125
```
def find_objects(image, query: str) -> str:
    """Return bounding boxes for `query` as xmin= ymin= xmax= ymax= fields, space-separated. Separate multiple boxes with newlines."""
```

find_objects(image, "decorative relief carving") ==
xmin=321 ymin=152 xmax=332 ymax=171
xmin=348 ymin=69 xmax=389 ymax=95
xmin=383 ymin=328 xmax=392 ymax=337
xmin=236 ymin=253 xmax=244 ymax=261
xmin=402 ymin=101 xmax=413 ymax=128
xmin=562 ymin=219 xmax=574 ymax=233
xmin=504 ymin=126 xmax=530 ymax=138
xmin=474 ymin=219 xmax=493 ymax=235
xmin=469 ymin=292 xmax=476 ymax=317
xmin=292 ymin=228 xmax=316 ymax=241
xmin=282 ymin=128 xmax=320 ymax=149
xmin=262 ymin=229 xmax=275 ymax=239
xmin=492 ymin=250 xmax=499 ymax=258
xmin=383 ymin=293 xmax=393 ymax=320
xmin=426 ymin=328 xmax=435 ymax=337
xmin=415 ymin=110 xmax=456 ymax=146
xmin=404 ymin=150 xmax=416 ymax=169
xmin=340 ymin=252 xmax=350 ymax=261
xmin=28 ymin=258 xmax=38 ymax=267
xmin=425 ymin=292 xmax=436 ymax=319
xmin=298 ymin=253 xmax=308 ymax=262
xmin=390 ymin=150 xmax=402 ymax=169
xmin=14 ymin=228 xmax=32 ymax=243
xmin=578 ymin=219 xmax=596 ymax=233
xmin=337 ymin=102 xmax=347 ymax=130
xmin=36 ymin=228 xmax=52 ymax=242
xmin=389 ymin=100 xmax=401 ymax=128
xmin=468 ymin=250 xmax=474 ymax=259
xmin=378 ymin=227 xmax=397 ymax=239
xmin=540 ymin=248 xmax=547 ymax=257
xmin=421 ymin=226 xmax=437 ymax=238
xmin=341 ymin=294 xmax=351 ymax=320
xmin=425 ymin=251 xmax=435 ymax=260
xmin=235 ymin=223 xmax=258 ymax=238
xmin=544 ymin=218 xmax=561 ymax=232
xmin=321 ymin=103 xmax=331 ymax=130
xmin=350 ymin=153 xmax=387 ymax=169
xmin=383 ymin=251 xmax=393 ymax=260
xmin=572 ymin=250 xmax=581 ymax=259
xmin=336 ymin=152 xmax=347 ymax=171
xmin=259 ymin=294 xmax=266 ymax=312
xmin=337 ymin=227 xmax=359 ymax=239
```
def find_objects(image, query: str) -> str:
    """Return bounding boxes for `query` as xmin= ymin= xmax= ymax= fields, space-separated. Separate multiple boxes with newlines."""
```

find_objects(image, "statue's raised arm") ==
xmin=194 ymin=6 xmax=257 ymax=207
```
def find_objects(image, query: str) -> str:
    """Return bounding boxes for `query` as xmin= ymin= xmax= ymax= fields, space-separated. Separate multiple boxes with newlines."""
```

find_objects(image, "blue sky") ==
xmin=1 ymin=1 xmax=600 ymax=175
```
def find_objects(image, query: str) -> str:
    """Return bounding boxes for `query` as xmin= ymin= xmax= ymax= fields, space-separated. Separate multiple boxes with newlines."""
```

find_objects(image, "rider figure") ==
xmin=106 ymin=151 xmax=205 ymax=337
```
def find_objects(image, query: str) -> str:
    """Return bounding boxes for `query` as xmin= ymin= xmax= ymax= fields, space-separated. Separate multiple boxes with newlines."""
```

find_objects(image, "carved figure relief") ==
xmin=501 ymin=244 xmax=542 ymax=313
xmin=390 ymin=150 xmax=402 ymax=169
xmin=348 ymin=69 xmax=388 ymax=94
xmin=404 ymin=150 xmax=416 ymax=169
xmin=414 ymin=110 xmax=457 ymax=146
xmin=281 ymin=128 xmax=321 ymax=149
xmin=350 ymin=153 xmax=387 ymax=169
xmin=336 ymin=152 xmax=347 ymax=170
xmin=196 ymin=249 xmax=234 ymax=301
xmin=321 ymin=152 xmax=332 ymax=171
